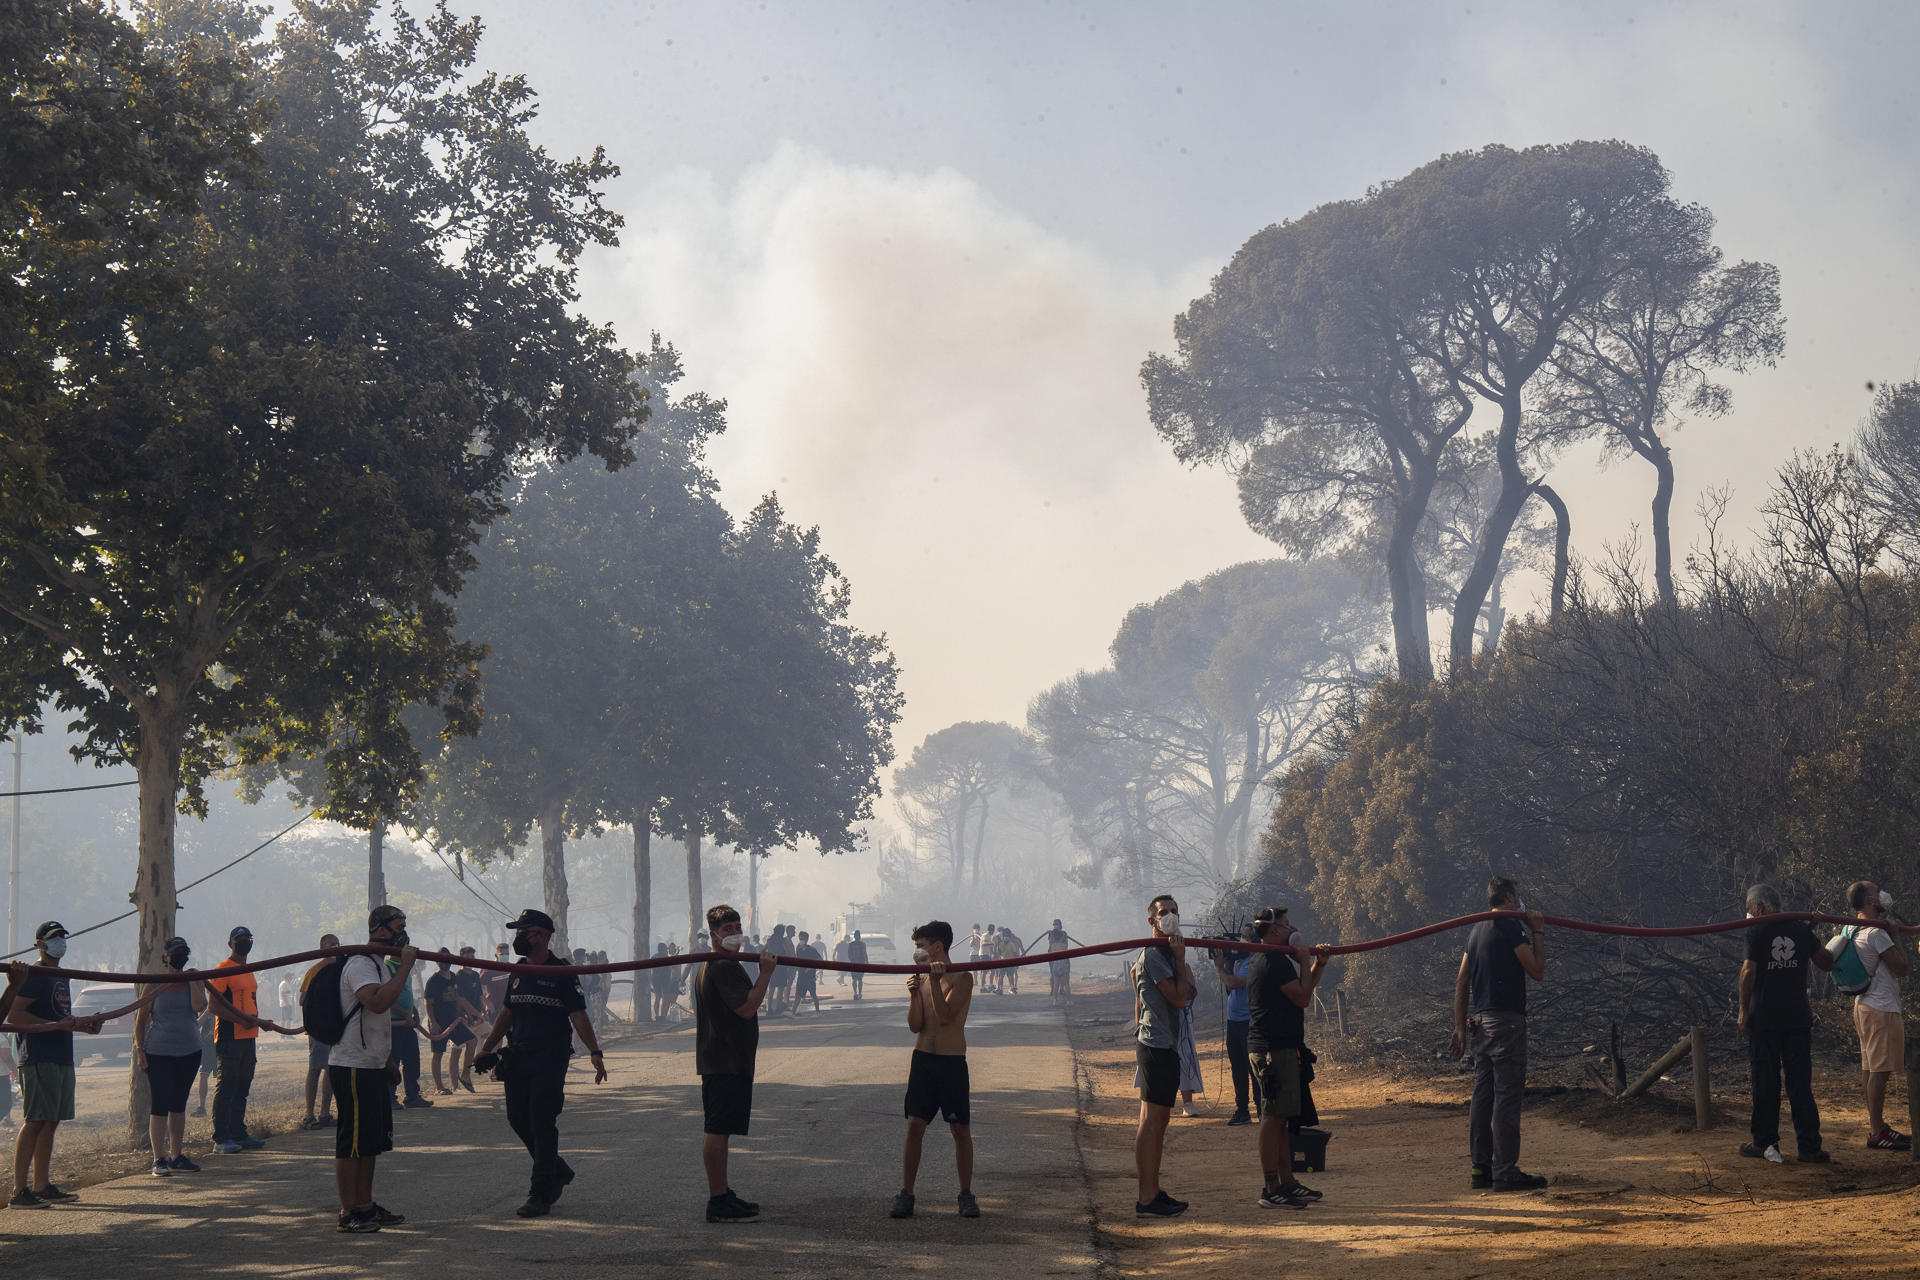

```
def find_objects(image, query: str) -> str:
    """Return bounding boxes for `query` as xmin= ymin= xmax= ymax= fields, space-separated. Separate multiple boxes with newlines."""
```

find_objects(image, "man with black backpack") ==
xmin=305 ymin=904 xmax=417 ymax=1233
xmin=1738 ymin=883 xmax=1834 ymax=1164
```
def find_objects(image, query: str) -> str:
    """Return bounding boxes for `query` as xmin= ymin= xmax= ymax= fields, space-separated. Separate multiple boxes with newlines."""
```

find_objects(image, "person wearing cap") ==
xmin=695 ymin=903 xmax=778 ymax=1222
xmin=134 ymin=936 xmax=210 ymax=1176
xmin=331 ymin=904 xmax=419 ymax=1233
xmin=206 ymin=925 xmax=272 ymax=1153
xmin=8 ymin=922 xmax=106 ymax=1209
xmin=477 ymin=908 xmax=607 ymax=1219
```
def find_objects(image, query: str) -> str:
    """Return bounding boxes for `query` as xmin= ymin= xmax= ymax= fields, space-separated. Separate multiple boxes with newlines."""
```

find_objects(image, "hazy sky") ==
xmin=449 ymin=1 xmax=1920 ymax=915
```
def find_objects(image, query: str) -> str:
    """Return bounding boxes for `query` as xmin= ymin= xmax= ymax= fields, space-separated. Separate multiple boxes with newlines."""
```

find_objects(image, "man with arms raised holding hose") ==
xmin=696 ymin=904 xmax=778 ymax=1222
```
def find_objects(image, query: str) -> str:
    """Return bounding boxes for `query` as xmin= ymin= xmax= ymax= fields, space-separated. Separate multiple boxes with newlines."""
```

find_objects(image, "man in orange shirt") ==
xmin=206 ymin=926 xmax=273 ymax=1154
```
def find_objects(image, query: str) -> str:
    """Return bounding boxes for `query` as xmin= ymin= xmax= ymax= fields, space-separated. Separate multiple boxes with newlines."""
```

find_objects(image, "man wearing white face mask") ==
xmin=891 ymin=920 xmax=977 ymax=1219
xmin=8 ymin=922 xmax=105 ymax=1209
xmin=1132 ymin=894 xmax=1194 ymax=1216
xmin=696 ymin=904 xmax=778 ymax=1222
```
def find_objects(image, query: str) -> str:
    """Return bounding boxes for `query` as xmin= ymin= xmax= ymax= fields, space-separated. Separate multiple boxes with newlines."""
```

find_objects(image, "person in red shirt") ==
xmin=205 ymin=926 xmax=278 ymax=1154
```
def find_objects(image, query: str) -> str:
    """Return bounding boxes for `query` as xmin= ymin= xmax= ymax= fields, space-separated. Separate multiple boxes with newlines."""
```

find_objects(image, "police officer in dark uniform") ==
xmin=476 ymin=909 xmax=608 ymax=1218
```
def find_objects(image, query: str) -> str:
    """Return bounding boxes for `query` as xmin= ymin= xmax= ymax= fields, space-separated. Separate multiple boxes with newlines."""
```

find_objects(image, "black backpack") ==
xmin=299 ymin=956 xmax=354 ymax=1046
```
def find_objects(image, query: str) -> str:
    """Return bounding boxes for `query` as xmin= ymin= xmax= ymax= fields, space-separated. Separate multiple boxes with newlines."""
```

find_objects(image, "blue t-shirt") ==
xmin=15 ymin=973 xmax=73 ymax=1068
xmin=1225 ymin=954 xmax=1252 ymax=1022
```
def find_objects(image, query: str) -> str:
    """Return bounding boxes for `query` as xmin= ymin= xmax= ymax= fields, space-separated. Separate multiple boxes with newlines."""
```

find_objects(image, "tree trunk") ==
xmin=685 ymin=829 xmax=703 ymax=954
xmin=368 ymin=819 xmax=387 ymax=911
xmin=631 ymin=814 xmax=651 ymax=1021
xmin=969 ymin=793 xmax=991 ymax=890
xmin=1533 ymin=483 xmax=1572 ymax=620
xmin=1449 ymin=402 xmax=1532 ymax=676
xmin=127 ymin=702 xmax=184 ymax=1149
xmin=538 ymin=797 xmax=569 ymax=954
xmin=951 ymin=798 xmax=969 ymax=892
xmin=1648 ymin=441 xmax=1677 ymax=603
xmin=1386 ymin=455 xmax=1440 ymax=682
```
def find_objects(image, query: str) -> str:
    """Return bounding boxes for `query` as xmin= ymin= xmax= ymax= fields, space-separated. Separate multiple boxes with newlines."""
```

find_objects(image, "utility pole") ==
xmin=10 ymin=733 xmax=20 ymax=954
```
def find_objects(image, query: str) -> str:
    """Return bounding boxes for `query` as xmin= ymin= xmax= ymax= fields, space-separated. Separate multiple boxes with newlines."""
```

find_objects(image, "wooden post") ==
xmin=1335 ymin=987 xmax=1349 ymax=1038
xmin=1691 ymin=1024 xmax=1712 ymax=1131
xmin=1621 ymin=1032 xmax=1694 ymax=1099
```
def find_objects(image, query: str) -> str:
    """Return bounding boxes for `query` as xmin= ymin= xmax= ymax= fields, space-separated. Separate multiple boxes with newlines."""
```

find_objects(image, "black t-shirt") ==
xmin=847 ymin=940 xmax=868 ymax=964
xmin=504 ymin=959 xmax=587 ymax=1054
xmin=696 ymin=959 xmax=758 ymax=1077
xmin=1746 ymin=919 xmax=1817 ymax=1030
xmin=424 ymin=971 xmax=460 ymax=1027
xmin=15 ymin=973 xmax=73 ymax=1068
xmin=1245 ymin=951 xmax=1305 ymax=1053
xmin=453 ymin=968 xmax=484 ymax=1013
xmin=1467 ymin=917 xmax=1530 ymax=1015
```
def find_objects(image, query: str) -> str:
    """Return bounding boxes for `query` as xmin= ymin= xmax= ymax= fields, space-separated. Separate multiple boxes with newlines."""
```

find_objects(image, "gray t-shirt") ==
xmin=145 ymin=983 xmax=201 ymax=1057
xmin=1134 ymin=946 xmax=1177 ymax=1048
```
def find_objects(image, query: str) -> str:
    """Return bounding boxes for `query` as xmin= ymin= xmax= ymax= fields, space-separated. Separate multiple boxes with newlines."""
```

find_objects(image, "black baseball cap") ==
xmin=505 ymin=908 xmax=557 ymax=934
xmin=34 ymin=921 xmax=68 ymax=941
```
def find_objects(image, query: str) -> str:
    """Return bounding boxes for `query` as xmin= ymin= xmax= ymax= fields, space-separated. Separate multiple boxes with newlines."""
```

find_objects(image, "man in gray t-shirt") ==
xmin=1131 ymin=894 xmax=1193 ymax=1217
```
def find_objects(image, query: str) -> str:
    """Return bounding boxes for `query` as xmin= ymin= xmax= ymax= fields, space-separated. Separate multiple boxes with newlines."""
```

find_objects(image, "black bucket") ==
xmin=1291 ymin=1127 xmax=1332 ymax=1173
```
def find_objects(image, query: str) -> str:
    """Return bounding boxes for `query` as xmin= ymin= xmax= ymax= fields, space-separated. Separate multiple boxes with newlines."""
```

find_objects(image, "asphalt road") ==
xmin=1 ymin=974 xmax=1100 ymax=1278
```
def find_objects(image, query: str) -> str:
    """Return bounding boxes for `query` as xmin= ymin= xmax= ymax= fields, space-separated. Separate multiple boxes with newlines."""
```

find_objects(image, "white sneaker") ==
xmin=1181 ymin=1104 xmax=1198 ymax=1118
xmin=1764 ymin=1144 xmax=1785 ymax=1164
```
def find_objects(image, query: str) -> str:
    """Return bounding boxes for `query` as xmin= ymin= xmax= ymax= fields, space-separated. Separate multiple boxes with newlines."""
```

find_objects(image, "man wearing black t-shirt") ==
xmin=696 ymin=903 xmax=778 ymax=1222
xmin=1245 ymin=908 xmax=1328 ymax=1209
xmin=1449 ymin=878 xmax=1547 ymax=1192
xmin=1737 ymin=883 xmax=1833 ymax=1162
xmin=477 ymin=909 xmax=607 ymax=1220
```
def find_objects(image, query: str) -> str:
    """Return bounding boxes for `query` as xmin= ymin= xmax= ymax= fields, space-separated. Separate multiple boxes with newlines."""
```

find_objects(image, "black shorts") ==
xmin=331 ymin=1066 xmax=395 ymax=1160
xmin=904 ymin=1050 xmax=970 ymax=1126
xmin=702 ymin=1073 xmax=753 ymax=1136
xmin=1136 ymin=1043 xmax=1179 ymax=1109
xmin=436 ymin=1024 xmax=475 ymax=1048
xmin=145 ymin=1050 xmax=201 ymax=1115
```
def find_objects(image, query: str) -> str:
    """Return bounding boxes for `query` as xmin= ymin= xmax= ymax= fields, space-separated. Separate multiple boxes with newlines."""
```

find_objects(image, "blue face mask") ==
xmin=43 ymin=937 xmax=68 ymax=961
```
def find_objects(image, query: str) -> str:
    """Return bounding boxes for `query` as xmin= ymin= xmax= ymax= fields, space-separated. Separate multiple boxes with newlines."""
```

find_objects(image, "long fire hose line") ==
xmin=1 ymin=910 xmax=1902 ymax=1034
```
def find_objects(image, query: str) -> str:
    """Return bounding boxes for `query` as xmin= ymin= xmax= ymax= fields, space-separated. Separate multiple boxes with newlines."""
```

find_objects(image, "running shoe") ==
xmin=1226 ymin=1110 xmax=1252 ymax=1127
xmin=151 ymin=1159 xmax=172 ymax=1177
xmin=338 ymin=1208 xmax=381 ymax=1233
xmin=725 ymin=1188 xmax=757 ymax=1214
xmin=169 ymin=1156 xmax=201 ymax=1172
xmin=236 ymin=1134 xmax=267 ymax=1150
xmin=1867 ymin=1127 xmax=1911 ymax=1151
xmin=889 ymin=1190 xmax=915 ymax=1218
xmin=1258 ymin=1185 xmax=1308 ymax=1210
xmin=369 ymin=1203 xmax=405 ymax=1225
xmin=1288 ymin=1181 xmax=1323 ymax=1201
xmin=8 ymin=1189 xmax=47 ymax=1209
xmin=706 ymin=1193 xmax=759 ymax=1223
xmin=214 ymin=1140 xmax=243 ymax=1154
xmin=35 ymin=1184 xmax=78 ymax=1203
xmin=1491 ymin=1169 xmax=1548 ymax=1192
xmin=1134 ymin=1190 xmax=1189 ymax=1216
xmin=957 ymin=1190 xmax=980 ymax=1218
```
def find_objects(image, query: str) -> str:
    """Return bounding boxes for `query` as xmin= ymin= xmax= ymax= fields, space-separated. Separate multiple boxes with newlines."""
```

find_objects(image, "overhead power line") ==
xmin=0 ymin=779 xmax=138 ymax=798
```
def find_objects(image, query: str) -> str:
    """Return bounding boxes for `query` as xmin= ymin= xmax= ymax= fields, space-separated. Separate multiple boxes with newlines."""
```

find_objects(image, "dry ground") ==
xmin=1070 ymin=981 xmax=1920 ymax=1279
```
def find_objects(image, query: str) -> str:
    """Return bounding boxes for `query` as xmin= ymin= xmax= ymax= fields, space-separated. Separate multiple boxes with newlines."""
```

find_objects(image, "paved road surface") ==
xmin=1 ymin=975 xmax=1099 ymax=1278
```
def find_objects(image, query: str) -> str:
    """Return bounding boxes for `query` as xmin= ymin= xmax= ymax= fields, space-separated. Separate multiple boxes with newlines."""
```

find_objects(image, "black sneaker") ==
xmin=707 ymin=1193 xmax=759 ymax=1222
xmin=1257 ymin=1183 xmax=1308 ymax=1209
xmin=338 ymin=1208 xmax=381 ymax=1233
xmin=889 ymin=1189 xmax=915 ymax=1218
xmin=957 ymin=1190 xmax=980 ymax=1218
xmin=403 ymin=1095 xmax=433 ymax=1109
xmin=1226 ymin=1110 xmax=1253 ymax=1127
xmin=1492 ymin=1169 xmax=1548 ymax=1192
xmin=515 ymin=1196 xmax=551 ymax=1218
xmin=1134 ymin=1190 xmax=1189 ymax=1216
xmin=8 ymin=1189 xmax=47 ymax=1210
xmin=725 ymin=1188 xmax=758 ymax=1214
xmin=169 ymin=1156 xmax=201 ymax=1172
xmin=369 ymin=1203 xmax=405 ymax=1226
xmin=1798 ymin=1149 xmax=1832 ymax=1164
xmin=1471 ymin=1164 xmax=1491 ymax=1188
xmin=1287 ymin=1181 xmax=1323 ymax=1202
xmin=35 ymin=1185 xmax=77 ymax=1204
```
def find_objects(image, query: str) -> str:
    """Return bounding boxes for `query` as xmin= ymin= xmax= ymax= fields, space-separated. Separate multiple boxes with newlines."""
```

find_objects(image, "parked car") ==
xmin=71 ymin=982 xmax=138 ymax=1064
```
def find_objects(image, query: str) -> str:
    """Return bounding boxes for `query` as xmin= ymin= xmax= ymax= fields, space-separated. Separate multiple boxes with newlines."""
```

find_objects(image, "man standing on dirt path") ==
xmin=1834 ymin=881 xmax=1910 ymax=1151
xmin=890 ymin=920 xmax=978 ymax=1220
xmin=696 ymin=904 xmax=778 ymax=1223
xmin=1738 ymin=883 xmax=1833 ymax=1163
xmin=1132 ymin=893 xmax=1195 ymax=1217
xmin=1246 ymin=908 xmax=1328 ymax=1208
xmin=1450 ymin=877 xmax=1548 ymax=1193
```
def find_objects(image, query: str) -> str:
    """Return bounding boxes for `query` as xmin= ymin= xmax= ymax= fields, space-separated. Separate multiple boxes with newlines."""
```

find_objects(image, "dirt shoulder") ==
xmin=1067 ymin=985 xmax=1920 ymax=1279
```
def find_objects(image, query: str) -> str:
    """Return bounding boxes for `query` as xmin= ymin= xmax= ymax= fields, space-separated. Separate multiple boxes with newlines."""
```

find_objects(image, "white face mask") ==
xmin=718 ymin=934 xmax=744 ymax=952
xmin=1880 ymin=890 xmax=1895 ymax=912
xmin=43 ymin=937 xmax=67 ymax=961
xmin=1515 ymin=899 xmax=1527 ymax=913
xmin=1157 ymin=912 xmax=1180 ymax=936
xmin=912 ymin=948 xmax=930 ymax=964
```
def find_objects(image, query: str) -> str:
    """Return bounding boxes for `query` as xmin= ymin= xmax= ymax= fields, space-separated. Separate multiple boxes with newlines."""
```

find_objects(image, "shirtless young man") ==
xmin=890 ymin=921 xmax=978 ymax=1220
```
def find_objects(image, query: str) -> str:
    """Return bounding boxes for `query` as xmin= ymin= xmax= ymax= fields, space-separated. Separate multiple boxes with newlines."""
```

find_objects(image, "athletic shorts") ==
xmin=331 ymin=1066 xmax=395 ymax=1160
xmin=1855 ymin=1005 xmax=1903 ymax=1074
xmin=1250 ymin=1047 xmax=1303 ymax=1119
xmin=1136 ymin=1043 xmax=1179 ymax=1109
xmin=20 ymin=1063 xmax=76 ymax=1122
xmin=438 ymin=1024 xmax=475 ymax=1048
xmin=145 ymin=1050 xmax=201 ymax=1116
xmin=904 ymin=1050 xmax=971 ymax=1125
xmin=308 ymin=1035 xmax=331 ymax=1071
xmin=702 ymin=1073 xmax=753 ymax=1136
